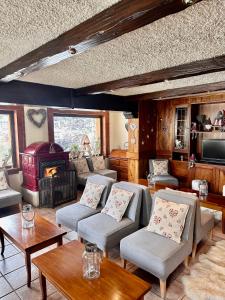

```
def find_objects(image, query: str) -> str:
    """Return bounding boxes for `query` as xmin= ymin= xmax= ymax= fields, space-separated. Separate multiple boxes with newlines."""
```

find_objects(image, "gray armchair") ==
xmin=77 ymin=181 xmax=149 ymax=257
xmin=56 ymin=175 xmax=115 ymax=231
xmin=164 ymin=188 xmax=214 ymax=258
xmin=0 ymin=170 xmax=22 ymax=210
xmin=120 ymin=189 xmax=196 ymax=299
xmin=149 ymin=159 xmax=179 ymax=186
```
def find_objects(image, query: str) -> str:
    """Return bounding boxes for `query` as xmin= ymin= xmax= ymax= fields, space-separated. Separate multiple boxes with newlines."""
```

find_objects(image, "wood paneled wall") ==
xmin=138 ymin=91 xmax=225 ymax=194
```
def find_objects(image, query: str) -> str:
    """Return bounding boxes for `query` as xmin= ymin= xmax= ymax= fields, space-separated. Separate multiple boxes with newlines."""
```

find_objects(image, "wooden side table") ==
xmin=0 ymin=213 xmax=67 ymax=287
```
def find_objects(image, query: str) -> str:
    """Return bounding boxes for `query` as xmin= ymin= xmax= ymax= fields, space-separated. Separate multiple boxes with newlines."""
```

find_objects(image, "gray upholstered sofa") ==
xmin=56 ymin=175 xmax=115 ymax=231
xmin=149 ymin=159 xmax=179 ymax=186
xmin=0 ymin=170 xmax=22 ymax=209
xmin=77 ymin=181 xmax=152 ymax=257
xmin=120 ymin=189 xmax=197 ymax=299
xmin=71 ymin=157 xmax=117 ymax=186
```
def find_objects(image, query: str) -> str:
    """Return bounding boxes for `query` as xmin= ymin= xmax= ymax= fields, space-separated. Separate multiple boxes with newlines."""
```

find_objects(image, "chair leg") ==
xmin=184 ymin=256 xmax=189 ymax=268
xmin=77 ymin=235 xmax=82 ymax=243
xmin=192 ymin=243 xmax=197 ymax=259
xmin=122 ymin=259 xmax=127 ymax=269
xmin=103 ymin=250 xmax=108 ymax=258
xmin=159 ymin=279 xmax=166 ymax=299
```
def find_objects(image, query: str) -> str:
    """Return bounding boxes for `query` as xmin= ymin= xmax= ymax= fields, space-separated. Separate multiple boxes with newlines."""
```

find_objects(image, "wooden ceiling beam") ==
xmin=128 ymin=81 xmax=225 ymax=101
xmin=0 ymin=0 xmax=200 ymax=82
xmin=75 ymin=55 xmax=225 ymax=95
xmin=0 ymin=81 xmax=137 ymax=112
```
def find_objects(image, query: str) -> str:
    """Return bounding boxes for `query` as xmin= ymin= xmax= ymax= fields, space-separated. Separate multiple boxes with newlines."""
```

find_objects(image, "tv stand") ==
xmin=170 ymin=159 xmax=225 ymax=195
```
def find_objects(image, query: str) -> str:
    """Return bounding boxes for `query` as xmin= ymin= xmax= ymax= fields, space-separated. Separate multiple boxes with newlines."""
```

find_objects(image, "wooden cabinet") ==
xmin=109 ymin=149 xmax=128 ymax=181
xmin=170 ymin=160 xmax=225 ymax=194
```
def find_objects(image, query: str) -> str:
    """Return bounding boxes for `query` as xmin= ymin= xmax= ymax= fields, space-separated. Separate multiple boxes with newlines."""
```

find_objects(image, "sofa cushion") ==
xmin=0 ymin=170 xmax=8 ymax=191
xmin=92 ymin=156 xmax=105 ymax=171
xmin=120 ymin=228 xmax=190 ymax=280
xmin=147 ymin=196 xmax=189 ymax=243
xmin=80 ymin=181 xmax=105 ymax=209
xmin=0 ymin=188 xmax=22 ymax=208
xmin=152 ymin=160 xmax=168 ymax=175
xmin=152 ymin=175 xmax=179 ymax=186
xmin=78 ymin=213 xmax=136 ymax=250
xmin=94 ymin=169 xmax=117 ymax=180
xmin=56 ymin=203 xmax=101 ymax=231
xmin=73 ymin=158 xmax=89 ymax=175
xmin=101 ymin=187 xmax=133 ymax=222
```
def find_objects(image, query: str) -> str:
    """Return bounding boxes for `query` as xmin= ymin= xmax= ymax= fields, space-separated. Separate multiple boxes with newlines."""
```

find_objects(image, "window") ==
xmin=0 ymin=112 xmax=15 ymax=167
xmin=0 ymin=105 xmax=25 ymax=172
xmin=48 ymin=109 xmax=109 ymax=156
xmin=54 ymin=116 xmax=101 ymax=154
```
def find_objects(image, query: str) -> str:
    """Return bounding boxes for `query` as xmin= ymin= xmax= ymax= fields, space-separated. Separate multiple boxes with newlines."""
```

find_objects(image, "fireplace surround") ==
xmin=22 ymin=142 xmax=69 ymax=192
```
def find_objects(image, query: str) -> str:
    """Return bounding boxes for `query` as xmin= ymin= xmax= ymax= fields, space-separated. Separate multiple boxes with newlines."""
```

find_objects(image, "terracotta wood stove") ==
xmin=22 ymin=142 xmax=69 ymax=192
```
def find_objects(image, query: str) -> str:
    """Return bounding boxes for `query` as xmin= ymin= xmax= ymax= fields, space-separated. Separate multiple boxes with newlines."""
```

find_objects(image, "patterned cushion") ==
xmin=147 ymin=196 xmax=189 ymax=243
xmin=80 ymin=181 xmax=105 ymax=209
xmin=152 ymin=160 xmax=168 ymax=175
xmin=0 ymin=170 xmax=8 ymax=191
xmin=92 ymin=156 xmax=105 ymax=171
xmin=101 ymin=187 xmax=133 ymax=222
xmin=73 ymin=158 xmax=89 ymax=175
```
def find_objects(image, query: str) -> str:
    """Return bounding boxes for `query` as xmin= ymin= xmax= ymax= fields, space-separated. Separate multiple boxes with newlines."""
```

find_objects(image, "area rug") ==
xmin=182 ymin=240 xmax=225 ymax=300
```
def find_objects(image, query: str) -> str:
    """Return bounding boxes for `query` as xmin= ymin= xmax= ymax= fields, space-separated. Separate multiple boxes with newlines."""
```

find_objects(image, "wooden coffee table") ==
xmin=0 ymin=213 xmax=67 ymax=287
xmin=33 ymin=240 xmax=151 ymax=300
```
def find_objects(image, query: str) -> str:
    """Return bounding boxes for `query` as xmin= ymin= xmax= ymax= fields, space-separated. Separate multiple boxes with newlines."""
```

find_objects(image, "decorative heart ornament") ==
xmin=27 ymin=109 xmax=47 ymax=128
xmin=129 ymin=123 xmax=137 ymax=131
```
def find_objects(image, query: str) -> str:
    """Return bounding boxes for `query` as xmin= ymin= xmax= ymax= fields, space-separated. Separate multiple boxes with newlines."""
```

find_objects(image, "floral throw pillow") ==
xmin=152 ymin=160 xmax=168 ymax=175
xmin=0 ymin=170 xmax=8 ymax=191
xmin=92 ymin=156 xmax=105 ymax=171
xmin=101 ymin=187 xmax=133 ymax=222
xmin=147 ymin=197 xmax=189 ymax=243
xmin=73 ymin=158 xmax=89 ymax=175
xmin=80 ymin=181 xmax=105 ymax=209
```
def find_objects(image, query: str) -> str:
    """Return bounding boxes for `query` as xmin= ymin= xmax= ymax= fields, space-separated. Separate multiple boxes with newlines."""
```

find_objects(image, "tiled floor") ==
xmin=0 ymin=200 xmax=224 ymax=300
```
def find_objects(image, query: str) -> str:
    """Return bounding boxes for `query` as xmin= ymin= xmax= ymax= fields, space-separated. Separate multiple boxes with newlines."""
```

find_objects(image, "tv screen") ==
xmin=202 ymin=139 xmax=225 ymax=163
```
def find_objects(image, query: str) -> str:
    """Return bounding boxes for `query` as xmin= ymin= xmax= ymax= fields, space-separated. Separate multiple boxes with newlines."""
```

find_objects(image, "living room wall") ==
xmin=8 ymin=105 xmax=127 ymax=191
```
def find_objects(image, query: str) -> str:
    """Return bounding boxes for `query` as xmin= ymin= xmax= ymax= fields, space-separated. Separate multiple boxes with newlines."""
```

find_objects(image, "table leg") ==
xmin=57 ymin=236 xmax=63 ymax=247
xmin=222 ymin=210 xmax=225 ymax=234
xmin=39 ymin=271 xmax=47 ymax=300
xmin=25 ymin=252 xmax=31 ymax=287
xmin=0 ymin=230 xmax=4 ymax=256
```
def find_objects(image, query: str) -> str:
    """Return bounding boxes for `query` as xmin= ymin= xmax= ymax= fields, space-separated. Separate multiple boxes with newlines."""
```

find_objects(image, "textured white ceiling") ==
xmin=109 ymin=71 xmax=225 ymax=96
xmin=0 ymin=0 xmax=119 ymax=68
xmin=19 ymin=0 xmax=225 ymax=91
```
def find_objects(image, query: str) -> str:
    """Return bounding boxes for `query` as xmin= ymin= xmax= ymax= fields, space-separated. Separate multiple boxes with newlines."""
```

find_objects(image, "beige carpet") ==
xmin=182 ymin=240 xmax=225 ymax=300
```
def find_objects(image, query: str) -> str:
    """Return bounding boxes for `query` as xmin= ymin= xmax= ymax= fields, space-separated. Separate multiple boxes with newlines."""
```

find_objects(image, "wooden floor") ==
xmin=0 ymin=193 xmax=224 ymax=300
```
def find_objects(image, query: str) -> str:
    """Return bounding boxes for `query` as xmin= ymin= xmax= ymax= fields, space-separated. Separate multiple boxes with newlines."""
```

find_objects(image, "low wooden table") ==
xmin=0 ymin=213 xmax=67 ymax=287
xmin=33 ymin=240 xmax=151 ymax=300
xmin=138 ymin=179 xmax=177 ymax=193
xmin=180 ymin=188 xmax=225 ymax=234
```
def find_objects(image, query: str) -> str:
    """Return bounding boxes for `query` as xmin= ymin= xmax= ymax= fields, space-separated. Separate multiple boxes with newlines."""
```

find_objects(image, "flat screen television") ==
xmin=202 ymin=139 xmax=225 ymax=164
